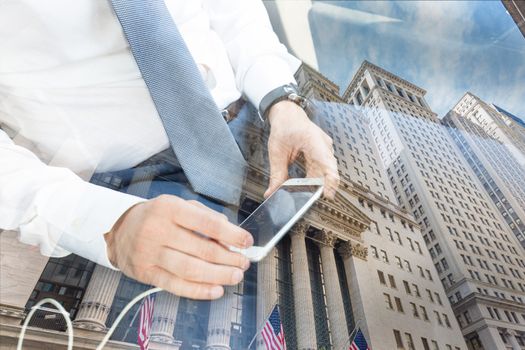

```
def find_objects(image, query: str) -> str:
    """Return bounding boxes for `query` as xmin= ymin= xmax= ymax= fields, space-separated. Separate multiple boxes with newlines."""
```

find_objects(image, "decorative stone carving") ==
xmin=338 ymin=241 xmax=368 ymax=261
xmin=338 ymin=241 xmax=353 ymax=259
xmin=312 ymin=213 xmax=361 ymax=239
xmin=351 ymin=243 xmax=368 ymax=260
xmin=315 ymin=229 xmax=337 ymax=248
xmin=291 ymin=220 xmax=309 ymax=237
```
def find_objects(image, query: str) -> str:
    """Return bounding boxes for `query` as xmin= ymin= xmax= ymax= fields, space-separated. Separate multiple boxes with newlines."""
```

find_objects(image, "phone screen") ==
xmin=240 ymin=184 xmax=321 ymax=247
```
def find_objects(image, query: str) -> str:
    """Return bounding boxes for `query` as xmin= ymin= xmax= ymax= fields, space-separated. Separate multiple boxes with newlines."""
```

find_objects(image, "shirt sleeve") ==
xmin=203 ymin=0 xmax=302 ymax=109
xmin=0 ymin=129 xmax=146 ymax=269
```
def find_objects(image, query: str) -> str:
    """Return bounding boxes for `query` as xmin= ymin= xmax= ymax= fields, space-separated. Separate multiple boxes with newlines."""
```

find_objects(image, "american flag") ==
xmin=137 ymin=294 xmax=156 ymax=350
xmin=349 ymin=329 xmax=370 ymax=350
xmin=261 ymin=305 xmax=286 ymax=350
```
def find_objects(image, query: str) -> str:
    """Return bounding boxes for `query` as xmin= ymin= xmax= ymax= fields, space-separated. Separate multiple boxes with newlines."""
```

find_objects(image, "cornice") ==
xmin=343 ymin=60 xmax=427 ymax=100
xmin=451 ymin=291 xmax=525 ymax=313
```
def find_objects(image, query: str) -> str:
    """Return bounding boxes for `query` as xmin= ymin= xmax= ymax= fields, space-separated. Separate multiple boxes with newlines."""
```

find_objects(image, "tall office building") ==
xmin=296 ymin=64 xmax=467 ymax=350
xmin=442 ymin=105 xmax=525 ymax=249
xmin=450 ymin=92 xmax=525 ymax=166
xmin=344 ymin=60 xmax=525 ymax=349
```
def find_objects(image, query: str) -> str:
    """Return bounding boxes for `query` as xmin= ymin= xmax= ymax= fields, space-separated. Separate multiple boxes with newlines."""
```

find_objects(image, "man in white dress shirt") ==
xmin=0 ymin=0 xmax=338 ymax=300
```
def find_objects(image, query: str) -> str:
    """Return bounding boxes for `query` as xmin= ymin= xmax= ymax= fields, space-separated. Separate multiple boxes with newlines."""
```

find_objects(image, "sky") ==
xmin=306 ymin=0 xmax=525 ymax=119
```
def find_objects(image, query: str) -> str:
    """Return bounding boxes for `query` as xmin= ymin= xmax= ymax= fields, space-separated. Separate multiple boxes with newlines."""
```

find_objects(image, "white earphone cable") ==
xmin=17 ymin=287 xmax=163 ymax=350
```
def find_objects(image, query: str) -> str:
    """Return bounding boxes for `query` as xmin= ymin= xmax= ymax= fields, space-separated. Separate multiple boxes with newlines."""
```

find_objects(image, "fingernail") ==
xmin=244 ymin=234 xmax=254 ymax=248
xmin=210 ymin=286 xmax=223 ymax=299
xmin=243 ymin=259 xmax=251 ymax=271
xmin=232 ymin=269 xmax=244 ymax=284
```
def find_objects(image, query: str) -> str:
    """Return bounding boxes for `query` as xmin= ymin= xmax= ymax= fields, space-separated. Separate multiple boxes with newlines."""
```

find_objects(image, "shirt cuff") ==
xmin=242 ymin=55 xmax=302 ymax=110
xmin=20 ymin=177 xmax=146 ymax=270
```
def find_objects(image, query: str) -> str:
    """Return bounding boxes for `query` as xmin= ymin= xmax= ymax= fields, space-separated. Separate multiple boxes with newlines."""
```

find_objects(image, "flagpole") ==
xmin=121 ymin=298 xmax=143 ymax=341
xmin=246 ymin=299 xmax=279 ymax=350
xmin=342 ymin=319 xmax=362 ymax=350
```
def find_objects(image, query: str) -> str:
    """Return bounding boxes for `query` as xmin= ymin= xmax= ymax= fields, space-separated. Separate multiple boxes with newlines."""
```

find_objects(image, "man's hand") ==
xmin=264 ymin=100 xmax=340 ymax=199
xmin=104 ymin=195 xmax=253 ymax=300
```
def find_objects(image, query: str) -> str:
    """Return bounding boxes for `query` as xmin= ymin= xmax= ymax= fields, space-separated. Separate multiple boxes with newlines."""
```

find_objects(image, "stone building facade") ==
xmin=344 ymin=60 xmax=525 ymax=350
xmin=297 ymin=64 xmax=467 ymax=350
xmin=442 ymin=107 xmax=525 ymax=249
xmin=0 ymin=102 xmax=372 ymax=350
xmin=450 ymin=92 xmax=525 ymax=166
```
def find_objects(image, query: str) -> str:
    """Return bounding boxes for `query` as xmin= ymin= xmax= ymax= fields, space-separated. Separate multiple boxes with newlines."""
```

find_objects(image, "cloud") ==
xmin=309 ymin=1 xmax=525 ymax=119
xmin=311 ymin=2 xmax=402 ymax=25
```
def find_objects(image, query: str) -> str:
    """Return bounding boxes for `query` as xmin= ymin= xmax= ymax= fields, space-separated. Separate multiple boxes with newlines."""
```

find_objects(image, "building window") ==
xmin=395 ymin=256 xmax=403 ymax=269
xmin=410 ymin=302 xmax=419 ymax=318
xmin=420 ymin=306 xmax=429 ymax=321
xmin=388 ymin=274 xmax=397 ymax=289
xmin=371 ymin=245 xmax=379 ymax=259
xmin=393 ymin=329 xmax=404 ymax=349
xmin=26 ymin=254 xmax=96 ymax=330
xmin=384 ymin=293 xmax=393 ymax=310
xmin=422 ymin=337 xmax=431 ymax=350
xmin=394 ymin=297 xmax=404 ymax=313
xmin=381 ymin=250 xmax=389 ymax=263
xmin=403 ymin=281 xmax=411 ymax=294
xmin=405 ymin=332 xmax=415 ymax=350
xmin=378 ymin=270 xmax=386 ymax=285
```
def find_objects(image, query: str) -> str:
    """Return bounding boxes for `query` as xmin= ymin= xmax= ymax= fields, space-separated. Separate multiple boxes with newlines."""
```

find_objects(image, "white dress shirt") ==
xmin=0 ymin=0 xmax=300 ymax=268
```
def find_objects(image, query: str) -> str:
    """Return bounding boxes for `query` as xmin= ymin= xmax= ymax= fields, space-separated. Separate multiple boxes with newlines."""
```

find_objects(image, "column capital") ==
xmin=315 ymin=229 xmax=337 ymax=248
xmin=338 ymin=241 xmax=368 ymax=261
xmin=291 ymin=220 xmax=309 ymax=238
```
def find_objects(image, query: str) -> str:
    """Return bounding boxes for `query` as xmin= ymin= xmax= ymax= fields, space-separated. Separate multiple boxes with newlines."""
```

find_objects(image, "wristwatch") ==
xmin=258 ymin=83 xmax=309 ymax=122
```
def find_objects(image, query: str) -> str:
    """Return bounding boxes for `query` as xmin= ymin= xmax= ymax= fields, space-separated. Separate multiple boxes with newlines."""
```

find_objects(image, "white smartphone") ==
xmin=231 ymin=178 xmax=324 ymax=262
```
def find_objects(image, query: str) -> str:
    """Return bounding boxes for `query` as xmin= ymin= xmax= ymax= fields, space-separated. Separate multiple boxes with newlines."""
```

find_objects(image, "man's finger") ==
xmin=323 ymin=169 xmax=340 ymax=199
xmin=264 ymin=141 xmax=290 ymax=198
xmin=305 ymin=146 xmax=339 ymax=200
xmin=146 ymin=266 xmax=224 ymax=300
xmin=157 ymin=247 xmax=245 ymax=286
xmin=153 ymin=224 xmax=250 ymax=270
xmin=164 ymin=197 xmax=253 ymax=248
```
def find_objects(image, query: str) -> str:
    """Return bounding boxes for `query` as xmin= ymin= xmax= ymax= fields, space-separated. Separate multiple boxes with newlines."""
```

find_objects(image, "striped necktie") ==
xmin=110 ymin=0 xmax=247 ymax=205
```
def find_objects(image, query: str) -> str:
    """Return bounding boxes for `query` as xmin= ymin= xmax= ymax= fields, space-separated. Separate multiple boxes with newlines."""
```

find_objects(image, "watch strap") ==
xmin=258 ymin=84 xmax=306 ymax=121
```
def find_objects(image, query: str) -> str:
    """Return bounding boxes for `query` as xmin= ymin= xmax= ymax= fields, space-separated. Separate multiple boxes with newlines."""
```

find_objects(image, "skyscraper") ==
xmin=296 ymin=64 xmax=467 ymax=350
xmin=443 ymin=105 xmax=525 ymax=249
xmin=344 ymin=60 xmax=525 ymax=349
xmin=450 ymin=92 xmax=525 ymax=166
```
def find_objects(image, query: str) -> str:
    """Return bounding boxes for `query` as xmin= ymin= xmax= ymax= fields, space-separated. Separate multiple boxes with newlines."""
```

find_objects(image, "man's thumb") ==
xmin=264 ymin=172 xmax=287 ymax=198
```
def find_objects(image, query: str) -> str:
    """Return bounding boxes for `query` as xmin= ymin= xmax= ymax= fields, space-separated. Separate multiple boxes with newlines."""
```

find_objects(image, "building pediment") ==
xmin=305 ymin=191 xmax=371 ymax=242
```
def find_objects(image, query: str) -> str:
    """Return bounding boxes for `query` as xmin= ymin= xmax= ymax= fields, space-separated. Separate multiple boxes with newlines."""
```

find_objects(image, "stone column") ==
xmin=206 ymin=286 xmax=235 ymax=350
xmin=338 ymin=241 xmax=370 ymax=343
xmin=291 ymin=222 xmax=317 ymax=350
xmin=150 ymin=291 xmax=180 ymax=343
xmin=506 ymin=329 xmax=521 ymax=350
xmin=73 ymin=265 xmax=121 ymax=330
xmin=316 ymin=230 xmax=348 ymax=350
xmin=256 ymin=248 xmax=278 ymax=350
